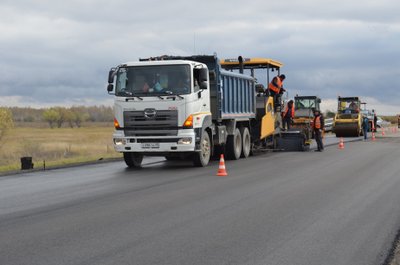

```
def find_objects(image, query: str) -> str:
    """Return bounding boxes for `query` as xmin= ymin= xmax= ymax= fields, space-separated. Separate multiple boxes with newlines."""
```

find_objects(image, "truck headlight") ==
xmin=178 ymin=137 xmax=192 ymax=145
xmin=114 ymin=138 xmax=126 ymax=145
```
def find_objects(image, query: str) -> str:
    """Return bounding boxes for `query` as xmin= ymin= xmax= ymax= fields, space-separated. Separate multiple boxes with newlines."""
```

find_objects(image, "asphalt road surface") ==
xmin=1 ymin=133 xmax=400 ymax=265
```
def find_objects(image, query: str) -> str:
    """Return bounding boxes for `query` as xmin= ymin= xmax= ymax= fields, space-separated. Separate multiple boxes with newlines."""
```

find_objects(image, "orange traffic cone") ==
xmin=338 ymin=137 xmax=345 ymax=149
xmin=216 ymin=154 xmax=228 ymax=176
xmin=372 ymin=132 xmax=376 ymax=141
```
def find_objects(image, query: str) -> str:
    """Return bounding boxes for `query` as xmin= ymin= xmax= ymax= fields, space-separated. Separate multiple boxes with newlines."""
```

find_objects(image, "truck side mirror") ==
xmin=108 ymin=68 xmax=116 ymax=84
xmin=107 ymin=68 xmax=116 ymax=93
xmin=199 ymin=68 xmax=208 ymax=90
xmin=317 ymin=98 xmax=321 ymax=103
xmin=199 ymin=68 xmax=208 ymax=82
xmin=107 ymin=84 xmax=114 ymax=92
xmin=200 ymin=81 xmax=208 ymax=90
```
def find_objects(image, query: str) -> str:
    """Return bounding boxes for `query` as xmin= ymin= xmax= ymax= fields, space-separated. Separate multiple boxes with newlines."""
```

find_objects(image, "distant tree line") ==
xmin=9 ymin=106 xmax=113 ymax=128
xmin=325 ymin=110 xmax=336 ymax=118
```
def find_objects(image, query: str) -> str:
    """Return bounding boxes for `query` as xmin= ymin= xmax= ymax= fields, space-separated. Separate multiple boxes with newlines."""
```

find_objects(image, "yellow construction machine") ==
xmin=221 ymin=57 xmax=309 ymax=151
xmin=333 ymin=96 xmax=362 ymax=137
xmin=220 ymin=57 xmax=283 ymax=150
xmin=290 ymin=95 xmax=322 ymax=150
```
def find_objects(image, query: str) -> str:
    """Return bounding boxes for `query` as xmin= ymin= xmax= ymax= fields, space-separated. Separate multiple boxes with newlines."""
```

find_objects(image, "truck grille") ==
xmin=123 ymin=110 xmax=178 ymax=136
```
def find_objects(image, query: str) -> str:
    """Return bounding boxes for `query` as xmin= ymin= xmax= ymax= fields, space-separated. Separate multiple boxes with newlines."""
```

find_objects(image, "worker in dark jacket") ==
xmin=282 ymin=100 xmax=295 ymax=130
xmin=312 ymin=108 xmax=325 ymax=152
xmin=362 ymin=116 xmax=369 ymax=140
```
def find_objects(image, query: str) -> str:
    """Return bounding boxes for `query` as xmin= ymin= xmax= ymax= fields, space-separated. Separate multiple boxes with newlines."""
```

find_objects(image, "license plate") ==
xmin=141 ymin=143 xmax=160 ymax=149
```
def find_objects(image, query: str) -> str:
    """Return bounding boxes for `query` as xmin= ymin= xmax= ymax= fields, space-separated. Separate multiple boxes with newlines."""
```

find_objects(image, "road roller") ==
xmin=333 ymin=96 xmax=362 ymax=137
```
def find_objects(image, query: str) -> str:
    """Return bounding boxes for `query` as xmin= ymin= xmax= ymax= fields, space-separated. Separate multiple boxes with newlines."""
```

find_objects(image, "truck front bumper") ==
xmin=113 ymin=130 xmax=196 ymax=153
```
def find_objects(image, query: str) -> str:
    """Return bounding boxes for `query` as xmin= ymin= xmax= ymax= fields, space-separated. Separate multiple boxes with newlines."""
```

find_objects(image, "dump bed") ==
xmin=218 ymin=69 xmax=256 ymax=120
xmin=197 ymin=55 xmax=256 ymax=121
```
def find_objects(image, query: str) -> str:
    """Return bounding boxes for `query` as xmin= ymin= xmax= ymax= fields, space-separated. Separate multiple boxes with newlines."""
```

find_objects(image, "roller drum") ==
xmin=334 ymin=123 xmax=360 ymax=137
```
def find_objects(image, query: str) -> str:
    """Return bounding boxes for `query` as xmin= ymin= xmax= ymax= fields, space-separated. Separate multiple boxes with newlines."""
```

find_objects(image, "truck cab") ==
xmin=108 ymin=59 xmax=211 ymax=167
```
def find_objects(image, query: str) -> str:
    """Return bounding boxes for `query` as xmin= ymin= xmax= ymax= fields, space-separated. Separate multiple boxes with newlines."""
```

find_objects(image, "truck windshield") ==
xmin=115 ymin=65 xmax=191 ymax=97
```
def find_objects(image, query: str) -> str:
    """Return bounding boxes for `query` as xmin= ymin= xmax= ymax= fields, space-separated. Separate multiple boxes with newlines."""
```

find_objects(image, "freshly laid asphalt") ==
xmin=1 ymin=133 xmax=400 ymax=265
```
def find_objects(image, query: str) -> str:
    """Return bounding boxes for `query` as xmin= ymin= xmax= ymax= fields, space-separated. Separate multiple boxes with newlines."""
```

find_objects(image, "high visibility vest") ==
xmin=283 ymin=105 xmax=295 ymax=118
xmin=314 ymin=116 xmax=321 ymax=129
xmin=268 ymin=76 xmax=282 ymax=93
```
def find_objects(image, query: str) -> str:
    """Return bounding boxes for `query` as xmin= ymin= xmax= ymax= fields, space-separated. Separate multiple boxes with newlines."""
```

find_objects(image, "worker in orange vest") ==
xmin=268 ymin=74 xmax=286 ymax=110
xmin=312 ymin=108 xmax=325 ymax=152
xmin=282 ymin=100 xmax=295 ymax=131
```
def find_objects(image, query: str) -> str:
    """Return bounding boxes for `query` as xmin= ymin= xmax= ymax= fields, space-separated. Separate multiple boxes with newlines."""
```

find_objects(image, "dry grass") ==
xmin=0 ymin=124 xmax=121 ymax=172
xmin=382 ymin=116 xmax=399 ymax=125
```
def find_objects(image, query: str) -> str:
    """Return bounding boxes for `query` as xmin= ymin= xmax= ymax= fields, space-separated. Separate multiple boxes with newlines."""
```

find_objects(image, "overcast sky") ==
xmin=0 ymin=0 xmax=399 ymax=114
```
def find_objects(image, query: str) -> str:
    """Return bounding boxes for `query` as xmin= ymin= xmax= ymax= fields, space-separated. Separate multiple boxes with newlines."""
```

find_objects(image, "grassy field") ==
xmin=382 ymin=115 xmax=399 ymax=124
xmin=0 ymin=124 xmax=121 ymax=173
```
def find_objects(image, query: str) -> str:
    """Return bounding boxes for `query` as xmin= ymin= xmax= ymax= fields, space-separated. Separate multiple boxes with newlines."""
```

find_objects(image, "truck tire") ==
xmin=226 ymin=128 xmax=242 ymax=160
xmin=124 ymin=153 xmax=143 ymax=168
xmin=240 ymin=127 xmax=251 ymax=158
xmin=193 ymin=131 xmax=211 ymax=167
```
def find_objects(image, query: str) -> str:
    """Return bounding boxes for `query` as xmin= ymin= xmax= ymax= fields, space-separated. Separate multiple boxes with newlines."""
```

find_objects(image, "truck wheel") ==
xmin=240 ymin=127 xmax=251 ymax=158
xmin=193 ymin=132 xmax=211 ymax=167
xmin=226 ymin=128 xmax=242 ymax=160
xmin=124 ymin=153 xmax=143 ymax=168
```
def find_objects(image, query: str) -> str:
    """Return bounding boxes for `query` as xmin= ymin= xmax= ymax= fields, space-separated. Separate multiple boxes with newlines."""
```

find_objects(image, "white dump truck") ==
xmin=107 ymin=55 xmax=297 ymax=168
